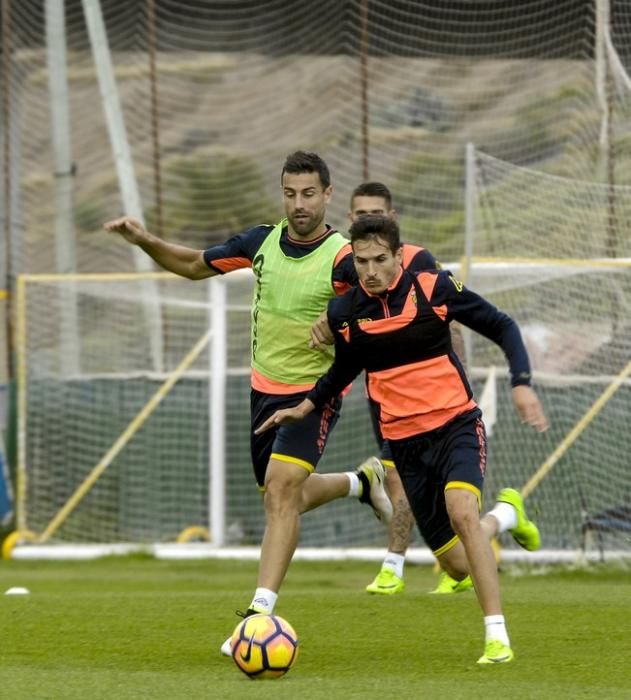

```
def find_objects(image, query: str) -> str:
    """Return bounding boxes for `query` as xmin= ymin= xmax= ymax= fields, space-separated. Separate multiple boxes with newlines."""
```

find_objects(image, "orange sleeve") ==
xmin=208 ymin=257 xmax=252 ymax=274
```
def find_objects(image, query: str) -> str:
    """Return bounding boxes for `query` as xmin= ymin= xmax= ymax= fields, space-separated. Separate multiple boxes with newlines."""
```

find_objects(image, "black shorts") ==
xmin=250 ymin=388 xmax=342 ymax=489
xmin=367 ymin=397 xmax=394 ymax=464
xmin=389 ymin=408 xmax=486 ymax=555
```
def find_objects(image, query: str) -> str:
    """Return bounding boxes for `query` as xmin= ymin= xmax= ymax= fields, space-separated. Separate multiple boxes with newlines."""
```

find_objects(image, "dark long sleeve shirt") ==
xmin=307 ymin=267 xmax=532 ymax=439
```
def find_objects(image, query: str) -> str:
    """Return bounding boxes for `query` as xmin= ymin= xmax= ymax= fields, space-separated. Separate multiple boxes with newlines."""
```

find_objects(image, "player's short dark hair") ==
xmin=350 ymin=181 xmax=392 ymax=209
xmin=349 ymin=214 xmax=401 ymax=254
xmin=281 ymin=151 xmax=331 ymax=189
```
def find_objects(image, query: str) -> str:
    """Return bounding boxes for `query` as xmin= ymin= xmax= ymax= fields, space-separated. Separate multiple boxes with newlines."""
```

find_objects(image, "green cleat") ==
xmin=429 ymin=571 xmax=474 ymax=595
xmin=477 ymin=640 xmax=514 ymax=664
xmin=366 ymin=568 xmax=405 ymax=595
xmin=496 ymin=488 xmax=541 ymax=551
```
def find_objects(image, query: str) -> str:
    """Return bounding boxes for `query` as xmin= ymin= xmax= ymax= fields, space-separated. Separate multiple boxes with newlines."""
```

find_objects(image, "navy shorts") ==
xmin=389 ymin=408 xmax=487 ymax=555
xmin=250 ymin=388 xmax=342 ymax=489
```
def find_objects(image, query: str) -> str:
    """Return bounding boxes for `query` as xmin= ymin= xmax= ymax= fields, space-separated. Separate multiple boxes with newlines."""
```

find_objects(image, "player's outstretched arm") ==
xmin=103 ymin=215 xmax=215 ymax=280
xmin=512 ymin=385 xmax=549 ymax=433
xmin=254 ymin=399 xmax=315 ymax=434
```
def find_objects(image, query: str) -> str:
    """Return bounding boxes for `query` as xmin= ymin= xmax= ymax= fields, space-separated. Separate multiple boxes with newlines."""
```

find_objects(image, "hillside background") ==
xmin=3 ymin=0 xmax=631 ymax=277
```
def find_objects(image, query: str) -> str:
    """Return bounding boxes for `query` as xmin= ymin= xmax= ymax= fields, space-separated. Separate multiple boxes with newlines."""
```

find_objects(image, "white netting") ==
xmin=17 ymin=272 xmax=391 ymax=546
xmin=467 ymin=149 xmax=631 ymax=557
xmin=2 ymin=0 xmax=629 ymax=276
xmin=3 ymin=1 xmax=631 ymax=559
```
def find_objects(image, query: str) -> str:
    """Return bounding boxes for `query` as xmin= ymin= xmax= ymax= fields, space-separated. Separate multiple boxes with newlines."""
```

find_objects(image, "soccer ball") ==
xmin=230 ymin=613 xmax=299 ymax=680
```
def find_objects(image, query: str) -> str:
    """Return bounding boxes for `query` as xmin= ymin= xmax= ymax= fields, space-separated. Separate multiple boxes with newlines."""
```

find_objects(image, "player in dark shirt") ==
xmin=257 ymin=214 xmax=549 ymax=665
xmin=344 ymin=181 xmax=472 ymax=597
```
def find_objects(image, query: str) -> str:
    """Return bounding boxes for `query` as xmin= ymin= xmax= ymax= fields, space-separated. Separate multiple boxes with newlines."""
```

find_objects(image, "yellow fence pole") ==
xmin=521 ymin=358 xmax=631 ymax=498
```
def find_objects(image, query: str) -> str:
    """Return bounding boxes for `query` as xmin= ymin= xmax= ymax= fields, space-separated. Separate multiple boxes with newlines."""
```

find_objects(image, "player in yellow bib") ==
xmin=104 ymin=151 xmax=392 ymax=655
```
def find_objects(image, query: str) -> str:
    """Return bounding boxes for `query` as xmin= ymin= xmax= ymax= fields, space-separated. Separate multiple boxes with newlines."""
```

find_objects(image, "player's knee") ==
xmin=445 ymin=489 xmax=479 ymax=534
xmin=437 ymin=547 xmax=468 ymax=579
xmin=263 ymin=477 xmax=301 ymax=516
xmin=446 ymin=499 xmax=479 ymax=539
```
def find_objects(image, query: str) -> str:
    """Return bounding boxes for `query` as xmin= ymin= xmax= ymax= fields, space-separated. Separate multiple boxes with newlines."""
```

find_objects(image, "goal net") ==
xmin=464 ymin=149 xmax=631 ymax=560
xmin=4 ymin=2 xmax=631 ymax=563
xmin=4 ymin=0 xmax=629 ymax=277
xmin=14 ymin=270 xmax=390 ymax=550
xmin=15 ymin=242 xmax=631 ymax=562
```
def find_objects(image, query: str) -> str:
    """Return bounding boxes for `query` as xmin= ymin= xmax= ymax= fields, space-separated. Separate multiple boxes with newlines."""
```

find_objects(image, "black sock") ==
xmin=357 ymin=469 xmax=371 ymax=503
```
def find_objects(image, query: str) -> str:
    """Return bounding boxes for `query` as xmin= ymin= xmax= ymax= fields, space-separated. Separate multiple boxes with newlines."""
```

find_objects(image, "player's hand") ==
xmin=512 ymin=385 xmax=549 ymax=432
xmin=255 ymin=408 xmax=303 ymax=434
xmin=254 ymin=399 xmax=315 ymax=434
xmin=103 ymin=216 xmax=148 ymax=245
xmin=310 ymin=311 xmax=334 ymax=350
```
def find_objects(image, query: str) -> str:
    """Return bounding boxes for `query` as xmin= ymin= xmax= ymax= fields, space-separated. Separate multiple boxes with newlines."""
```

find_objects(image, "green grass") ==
xmin=0 ymin=556 xmax=630 ymax=699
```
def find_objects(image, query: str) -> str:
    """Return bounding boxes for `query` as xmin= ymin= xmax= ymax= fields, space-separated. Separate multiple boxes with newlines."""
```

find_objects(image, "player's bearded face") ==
xmin=282 ymin=172 xmax=331 ymax=238
xmin=352 ymin=237 xmax=403 ymax=294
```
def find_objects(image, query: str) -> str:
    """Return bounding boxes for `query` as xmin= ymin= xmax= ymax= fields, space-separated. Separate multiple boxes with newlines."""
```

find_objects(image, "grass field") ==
xmin=0 ymin=555 xmax=630 ymax=699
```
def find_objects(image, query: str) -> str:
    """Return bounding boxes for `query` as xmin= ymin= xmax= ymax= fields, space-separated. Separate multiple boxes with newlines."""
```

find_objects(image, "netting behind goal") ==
xmin=3 ymin=0 xmax=631 ymax=276
xmin=466 ymin=149 xmax=631 ymax=558
xmin=16 ymin=271 xmax=390 ymax=547
xmin=5 ymin=2 xmax=631 ymax=561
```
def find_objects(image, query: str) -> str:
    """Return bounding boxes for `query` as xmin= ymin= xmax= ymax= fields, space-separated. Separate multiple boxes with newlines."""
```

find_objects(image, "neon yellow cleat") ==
xmin=477 ymin=640 xmax=514 ymax=664
xmin=365 ymin=568 xmax=405 ymax=595
xmin=429 ymin=571 xmax=474 ymax=594
xmin=496 ymin=488 xmax=541 ymax=551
